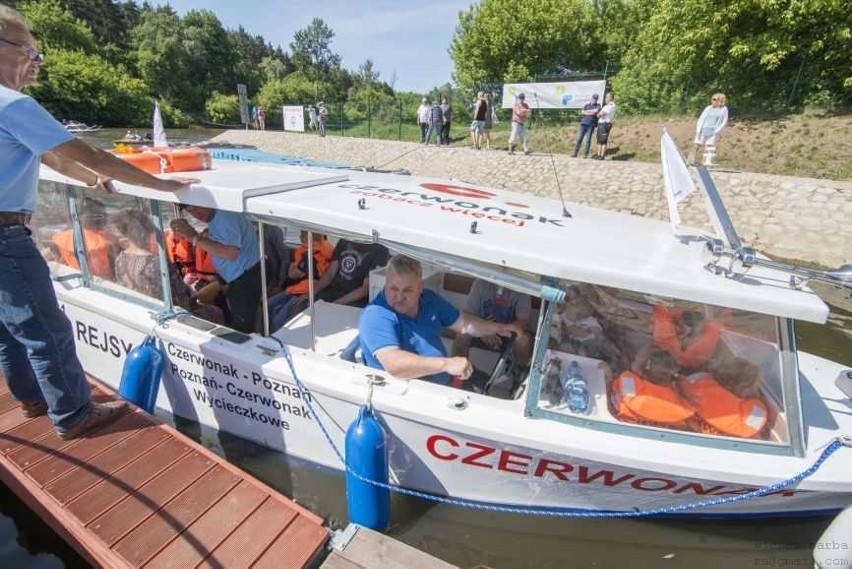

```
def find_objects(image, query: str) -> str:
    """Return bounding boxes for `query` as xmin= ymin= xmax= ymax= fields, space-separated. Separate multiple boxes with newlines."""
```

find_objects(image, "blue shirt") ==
xmin=0 ymin=86 xmax=73 ymax=213
xmin=206 ymin=210 xmax=260 ymax=283
xmin=580 ymin=102 xmax=601 ymax=127
xmin=359 ymin=289 xmax=460 ymax=385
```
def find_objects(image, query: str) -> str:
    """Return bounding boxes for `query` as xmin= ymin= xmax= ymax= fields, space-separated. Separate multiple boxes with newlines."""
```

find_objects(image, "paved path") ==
xmin=210 ymin=131 xmax=852 ymax=267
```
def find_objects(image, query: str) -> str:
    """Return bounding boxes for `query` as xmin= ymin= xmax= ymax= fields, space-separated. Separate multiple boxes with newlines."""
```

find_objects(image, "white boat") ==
xmin=63 ymin=120 xmax=101 ymax=133
xmin=35 ymin=138 xmax=852 ymax=518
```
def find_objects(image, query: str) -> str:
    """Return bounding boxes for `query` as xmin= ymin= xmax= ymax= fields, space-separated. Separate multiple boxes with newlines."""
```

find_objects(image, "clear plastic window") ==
xmin=538 ymin=283 xmax=787 ymax=443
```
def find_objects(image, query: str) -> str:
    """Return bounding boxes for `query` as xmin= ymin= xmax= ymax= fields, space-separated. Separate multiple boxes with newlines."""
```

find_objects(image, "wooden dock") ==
xmin=0 ymin=375 xmax=328 ymax=568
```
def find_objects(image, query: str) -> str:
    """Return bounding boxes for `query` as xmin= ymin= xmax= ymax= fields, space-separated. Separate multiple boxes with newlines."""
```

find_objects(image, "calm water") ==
xmin=2 ymin=131 xmax=850 ymax=568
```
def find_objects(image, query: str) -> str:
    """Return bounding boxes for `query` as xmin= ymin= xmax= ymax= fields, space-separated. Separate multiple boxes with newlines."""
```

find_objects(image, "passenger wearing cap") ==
xmin=573 ymin=93 xmax=601 ymax=158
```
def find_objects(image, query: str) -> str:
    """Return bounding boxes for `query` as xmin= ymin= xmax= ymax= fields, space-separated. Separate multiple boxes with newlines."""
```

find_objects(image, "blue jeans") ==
xmin=0 ymin=225 xmax=91 ymax=431
xmin=574 ymin=123 xmax=596 ymax=157
xmin=425 ymin=123 xmax=442 ymax=146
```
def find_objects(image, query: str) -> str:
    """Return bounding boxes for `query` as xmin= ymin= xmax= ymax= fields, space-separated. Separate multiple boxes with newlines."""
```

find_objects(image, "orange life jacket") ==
xmin=612 ymin=370 xmax=696 ymax=427
xmin=285 ymin=240 xmax=333 ymax=295
xmin=194 ymin=245 xmax=217 ymax=277
xmin=680 ymin=373 xmax=768 ymax=438
xmin=165 ymin=230 xmax=194 ymax=272
xmin=652 ymin=305 xmax=721 ymax=369
xmin=51 ymin=229 xmax=112 ymax=278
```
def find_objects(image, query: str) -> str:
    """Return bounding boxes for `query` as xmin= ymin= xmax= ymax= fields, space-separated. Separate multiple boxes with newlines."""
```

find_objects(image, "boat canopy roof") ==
xmin=40 ymin=160 xmax=829 ymax=323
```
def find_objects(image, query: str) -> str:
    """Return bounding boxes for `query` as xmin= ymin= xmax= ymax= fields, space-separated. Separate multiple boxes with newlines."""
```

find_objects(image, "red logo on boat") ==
xmin=420 ymin=183 xmax=530 ymax=208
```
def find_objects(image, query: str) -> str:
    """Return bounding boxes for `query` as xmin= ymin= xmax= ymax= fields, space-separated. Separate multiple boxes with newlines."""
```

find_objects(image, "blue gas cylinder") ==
xmin=345 ymin=405 xmax=390 ymax=531
xmin=118 ymin=335 xmax=164 ymax=414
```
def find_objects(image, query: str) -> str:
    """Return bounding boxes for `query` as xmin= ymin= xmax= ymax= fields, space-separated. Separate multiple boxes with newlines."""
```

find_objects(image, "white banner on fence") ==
xmin=501 ymin=80 xmax=607 ymax=109
xmin=282 ymin=105 xmax=305 ymax=132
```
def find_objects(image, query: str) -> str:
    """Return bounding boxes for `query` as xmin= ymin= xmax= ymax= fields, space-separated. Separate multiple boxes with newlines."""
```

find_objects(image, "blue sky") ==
xmin=154 ymin=0 xmax=473 ymax=93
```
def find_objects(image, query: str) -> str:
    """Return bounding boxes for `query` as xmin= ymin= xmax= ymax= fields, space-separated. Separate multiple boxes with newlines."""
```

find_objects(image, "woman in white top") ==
xmin=593 ymin=92 xmax=616 ymax=160
xmin=689 ymin=92 xmax=728 ymax=164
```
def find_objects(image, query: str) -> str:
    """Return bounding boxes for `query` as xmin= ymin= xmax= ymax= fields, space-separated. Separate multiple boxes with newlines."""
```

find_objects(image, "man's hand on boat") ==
xmin=444 ymin=357 xmax=474 ymax=381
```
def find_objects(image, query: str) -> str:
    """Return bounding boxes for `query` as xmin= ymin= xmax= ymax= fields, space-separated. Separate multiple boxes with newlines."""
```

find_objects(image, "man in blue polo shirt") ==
xmin=170 ymin=205 xmax=262 ymax=334
xmin=573 ymin=93 xmax=601 ymax=158
xmin=0 ymin=5 xmax=194 ymax=439
xmin=359 ymin=255 xmax=524 ymax=385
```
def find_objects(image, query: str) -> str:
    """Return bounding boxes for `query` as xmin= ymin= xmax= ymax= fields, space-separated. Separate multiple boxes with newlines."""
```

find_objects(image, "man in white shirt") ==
xmin=416 ymin=97 xmax=430 ymax=143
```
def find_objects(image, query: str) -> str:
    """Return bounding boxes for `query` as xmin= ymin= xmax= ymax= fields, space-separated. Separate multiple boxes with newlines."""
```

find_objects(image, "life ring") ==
xmin=115 ymin=146 xmax=212 ymax=175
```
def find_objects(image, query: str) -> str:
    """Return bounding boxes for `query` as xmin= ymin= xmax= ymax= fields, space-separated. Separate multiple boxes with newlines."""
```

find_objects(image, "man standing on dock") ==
xmin=0 ymin=6 xmax=195 ymax=439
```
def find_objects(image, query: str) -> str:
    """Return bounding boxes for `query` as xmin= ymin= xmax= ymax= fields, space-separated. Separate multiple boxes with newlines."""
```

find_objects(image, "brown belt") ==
xmin=0 ymin=212 xmax=32 ymax=226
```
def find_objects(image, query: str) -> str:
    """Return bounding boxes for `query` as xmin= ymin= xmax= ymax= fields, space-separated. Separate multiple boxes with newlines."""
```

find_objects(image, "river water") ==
xmin=2 ymin=129 xmax=850 ymax=568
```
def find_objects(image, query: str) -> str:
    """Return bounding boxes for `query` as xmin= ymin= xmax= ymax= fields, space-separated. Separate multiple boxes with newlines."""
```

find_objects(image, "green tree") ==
xmin=450 ymin=0 xmax=602 ymax=88
xmin=20 ymin=0 xmax=97 ymax=54
xmin=205 ymin=91 xmax=240 ymax=124
xmin=290 ymin=18 xmax=341 ymax=81
xmin=131 ymin=6 xmax=190 ymax=110
xmin=181 ymin=10 xmax=238 ymax=111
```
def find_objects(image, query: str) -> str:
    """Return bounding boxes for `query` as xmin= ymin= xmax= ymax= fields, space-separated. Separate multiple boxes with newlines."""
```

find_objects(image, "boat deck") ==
xmin=0 ymin=375 xmax=328 ymax=568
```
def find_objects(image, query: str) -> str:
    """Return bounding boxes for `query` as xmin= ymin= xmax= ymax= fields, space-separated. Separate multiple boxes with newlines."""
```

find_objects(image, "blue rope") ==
xmin=267 ymin=336 xmax=849 ymax=517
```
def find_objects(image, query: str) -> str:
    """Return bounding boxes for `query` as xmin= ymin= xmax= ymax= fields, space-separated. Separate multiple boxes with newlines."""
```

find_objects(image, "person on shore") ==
xmin=417 ymin=97 xmax=430 ymax=144
xmin=440 ymin=97 xmax=453 ymax=145
xmin=483 ymin=93 xmax=495 ymax=149
xmin=470 ymin=91 xmax=487 ymax=150
xmin=425 ymin=99 xmax=443 ymax=147
xmin=593 ymin=92 xmax=616 ymax=160
xmin=359 ymin=255 xmax=524 ymax=385
xmin=689 ymin=93 xmax=728 ymax=165
xmin=573 ymin=93 xmax=601 ymax=158
xmin=316 ymin=101 xmax=328 ymax=137
xmin=508 ymin=93 xmax=531 ymax=155
xmin=257 ymin=105 xmax=265 ymax=131
xmin=170 ymin=205 xmax=262 ymax=334
xmin=0 ymin=5 xmax=195 ymax=439
xmin=308 ymin=105 xmax=318 ymax=131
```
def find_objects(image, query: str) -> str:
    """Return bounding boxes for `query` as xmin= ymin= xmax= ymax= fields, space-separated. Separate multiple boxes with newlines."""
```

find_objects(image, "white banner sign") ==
xmin=502 ymin=80 xmax=606 ymax=109
xmin=282 ymin=105 xmax=305 ymax=132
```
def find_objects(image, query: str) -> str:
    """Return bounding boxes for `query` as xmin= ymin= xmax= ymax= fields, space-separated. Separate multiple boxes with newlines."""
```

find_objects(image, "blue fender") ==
xmin=345 ymin=405 xmax=390 ymax=531
xmin=118 ymin=335 xmax=164 ymax=413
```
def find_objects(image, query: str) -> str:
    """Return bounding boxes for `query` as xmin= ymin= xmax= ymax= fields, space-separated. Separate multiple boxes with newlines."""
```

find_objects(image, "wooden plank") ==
xmin=198 ymin=498 xmax=298 ymax=568
xmin=0 ymin=391 xmax=16 ymax=413
xmin=112 ymin=465 xmax=240 ymax=566
xmin=87 ymin=450 xmax=215 ymax=546
xmin=320 ymin=552 xmax=366 ymax=569
xmin=25 ymin=411 xmax=147 ymax=486
xmin=253 ymin=514 xmax=330 ymax=569
xmin=44 ymin=427 xmax=171 ymax=505
xmin=0 ymin=407 xmax=34 ymax=435
xmin=140 ymin=480 xmax=267 ymax=569
xmin=334 ymin=526 xmax=457 ymax=569
xmin=0 ymin=415 xmax=53 ymax=455
xmin=66 ymin=436 xmax=190 ymax=525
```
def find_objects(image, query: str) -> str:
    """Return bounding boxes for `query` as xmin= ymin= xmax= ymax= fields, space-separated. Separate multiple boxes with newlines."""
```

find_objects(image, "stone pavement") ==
xmin=210 ymin=130 xmax=852 ymax=267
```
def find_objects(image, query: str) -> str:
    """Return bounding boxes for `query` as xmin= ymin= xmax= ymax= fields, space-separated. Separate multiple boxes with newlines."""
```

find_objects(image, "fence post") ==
xmin=367 ymin=96 xmax=372 ymax=139
xmin=398 ymin=99 xmax=402 ymax=141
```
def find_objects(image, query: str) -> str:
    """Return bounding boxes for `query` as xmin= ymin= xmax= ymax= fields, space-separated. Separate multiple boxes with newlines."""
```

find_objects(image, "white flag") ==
xmin=660 ymin=130 xmax=694 ymax=231
xmin=153 ymin=101 xmax=168 ymax=148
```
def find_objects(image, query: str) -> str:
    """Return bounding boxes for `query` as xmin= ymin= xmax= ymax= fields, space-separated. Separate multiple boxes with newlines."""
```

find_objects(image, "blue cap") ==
xmin=592 ymin=93 xmax=599 ymax=99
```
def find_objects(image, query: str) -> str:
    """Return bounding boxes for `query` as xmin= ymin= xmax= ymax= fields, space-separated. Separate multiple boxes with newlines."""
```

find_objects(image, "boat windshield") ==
xmin=530 ymin=282 xmax=791 ymax=448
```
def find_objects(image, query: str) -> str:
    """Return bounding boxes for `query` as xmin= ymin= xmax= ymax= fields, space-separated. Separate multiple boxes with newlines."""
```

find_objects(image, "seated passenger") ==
xmin=114 ymin=211 xmax=223 ymax=324
xmin=611 ymin=347 xmax=695 ymax=429
xmin=680 ymin=357 xmax=768 ymax=439
xmin=652 ymin=305 xmax=721 ymax=370
xmin=51 ymin=198 xmax=114 ymax=279
xmin=267 ymin=231 xmax=333 ymax=330
xmin=359 ymin=255 xmax=525 ymax=386
xmin=451 ymin=278 xmax=532 ymax=376
xmin=315 ymin=238 xmax=389 ymax=307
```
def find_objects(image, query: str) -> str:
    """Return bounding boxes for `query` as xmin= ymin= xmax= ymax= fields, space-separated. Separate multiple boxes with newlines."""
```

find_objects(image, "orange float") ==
xmin=114 ymin=146 xmax=212 ymax=175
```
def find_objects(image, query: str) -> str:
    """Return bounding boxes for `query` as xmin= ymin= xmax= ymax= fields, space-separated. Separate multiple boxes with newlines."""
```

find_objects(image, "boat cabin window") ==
xmin=532 ymin=283 xmax=790 ymax=447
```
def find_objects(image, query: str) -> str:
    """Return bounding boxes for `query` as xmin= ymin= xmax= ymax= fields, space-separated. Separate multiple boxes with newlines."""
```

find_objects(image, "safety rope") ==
xmin=267 ymin=336 xmax=850 ymax=517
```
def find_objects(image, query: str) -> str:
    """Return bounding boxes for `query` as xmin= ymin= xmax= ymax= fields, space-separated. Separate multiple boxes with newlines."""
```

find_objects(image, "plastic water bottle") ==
xmin=562 ymin=360 xmax=590 ymax=414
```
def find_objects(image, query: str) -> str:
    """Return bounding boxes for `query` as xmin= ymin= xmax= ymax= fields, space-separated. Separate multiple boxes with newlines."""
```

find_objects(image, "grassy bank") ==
xmin=326 ymin=113 xmax=852 ymax=181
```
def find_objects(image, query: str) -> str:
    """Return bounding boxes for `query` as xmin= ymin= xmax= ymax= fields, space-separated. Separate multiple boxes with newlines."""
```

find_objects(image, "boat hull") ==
xmin=56 ymin=287 xmax=852 ymax=518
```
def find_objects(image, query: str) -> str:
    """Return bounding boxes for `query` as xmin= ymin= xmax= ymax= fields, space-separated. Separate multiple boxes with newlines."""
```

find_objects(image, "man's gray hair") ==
xmin=386 ymin=254 xmax=421 ymax=278
xmin=0 ymin=5 xmax=28 ymax=35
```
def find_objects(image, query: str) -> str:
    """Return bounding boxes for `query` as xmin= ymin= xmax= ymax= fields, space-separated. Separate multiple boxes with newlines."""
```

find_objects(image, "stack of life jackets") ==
xmin=652 ymin=305 xmax=721 ymax=369
xmin=611 ymin=370 xmax=769 ymax=439
xmin=51 ymin=229 xmax=112 ymax=279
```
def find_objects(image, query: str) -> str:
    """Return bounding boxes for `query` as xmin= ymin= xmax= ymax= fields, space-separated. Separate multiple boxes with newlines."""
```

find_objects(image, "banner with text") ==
xmin=282 ymin=105 xmax=305 ymax=132
xmin=502 ymin=80 xmax=607 ymax=109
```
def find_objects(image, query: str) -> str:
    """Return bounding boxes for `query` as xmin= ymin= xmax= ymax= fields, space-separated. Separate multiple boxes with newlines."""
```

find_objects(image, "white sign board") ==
xmin=502 ymin=80 xmax=606 ymax=109
xmin=282 ymin=105 xmax=305 ymax=132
